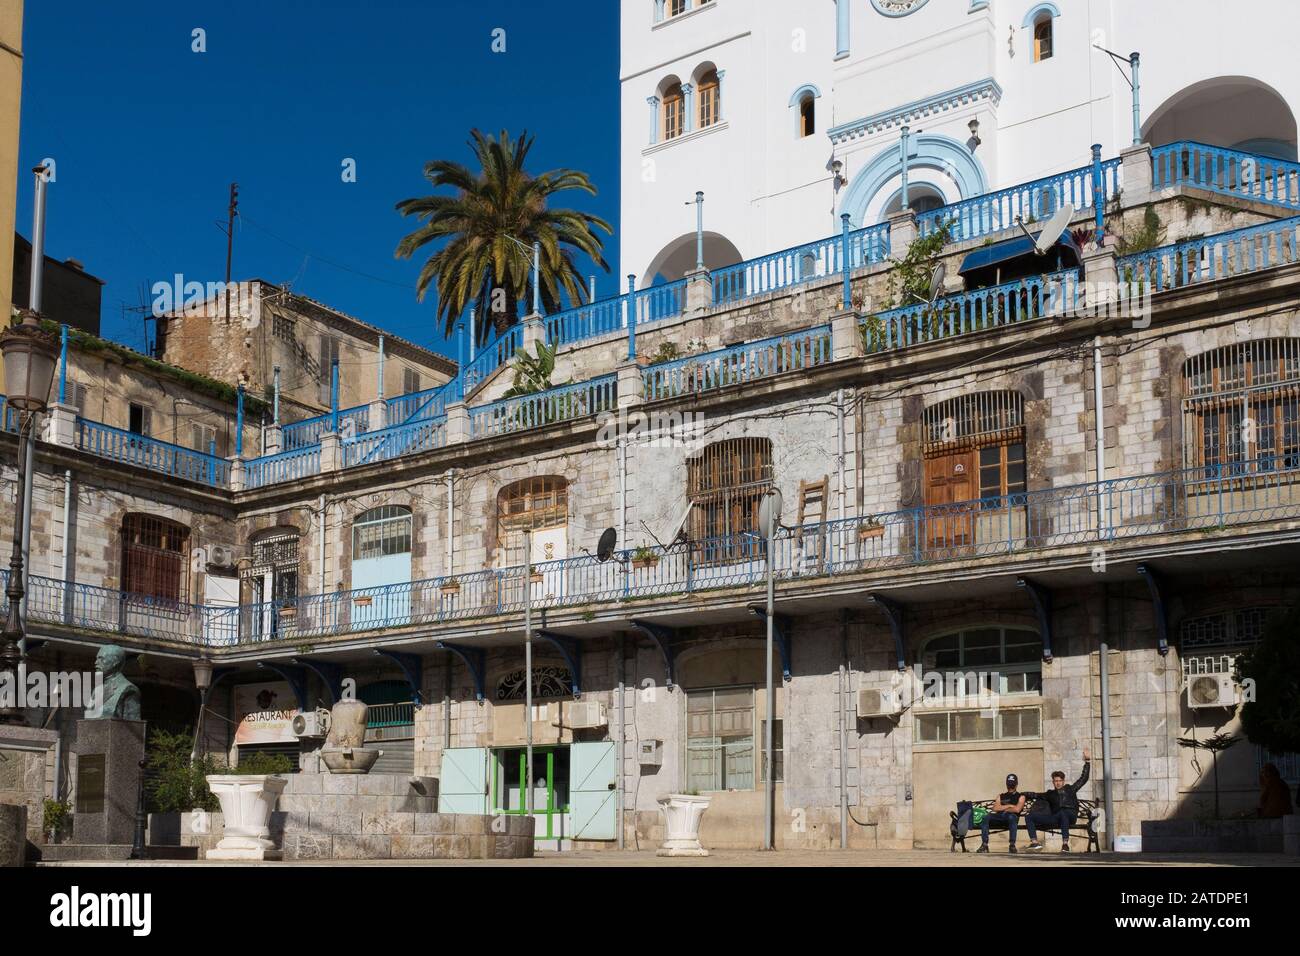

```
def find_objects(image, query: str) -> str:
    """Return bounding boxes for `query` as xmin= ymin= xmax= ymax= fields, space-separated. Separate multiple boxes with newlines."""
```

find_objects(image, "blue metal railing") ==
xmin=282 ymin=403 xmax=370 ymax=450
xmin=463 ymin=325 xmax=523 ymax=394
xmin=863 ymin=269 xmax=1080 ymax=352
xmin=19 ymin=460 xmax=1299 ymax=647
xmin=342 ymin=415 xmax=447 ymax=468
xmin=1118 ymin=215 xmax=1300 ymax=293
xmin=643 ymin=325 xmax=833 ymax=402
xmin=244 ymin=444 xmax=322 ymax=489
xmin=469 ymin=375 xmax=618 ymax=439
xmin=74 ymin=418 xmax=231 ymax=488
xmin=712 ymin=224 xmax=890 ymax=307
xmin=918 ymin=159 xmax=1122 ymax=242
xmin=1152 ymin=141 xmax=1300 ymax=211
xmin=0 ymin=397 xmax=20 ymax=433
xmin=385 ymin=376 xmax=462 ymax=425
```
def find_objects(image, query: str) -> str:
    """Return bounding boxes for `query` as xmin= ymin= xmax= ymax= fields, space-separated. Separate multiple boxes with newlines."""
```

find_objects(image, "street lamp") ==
xmin=758 ymin=487 xmax=783 ymax=851
xmin=0 ymin=310 xmax=59 ymax=724
xmin=190 ymin=656 xmax=215 ymax=763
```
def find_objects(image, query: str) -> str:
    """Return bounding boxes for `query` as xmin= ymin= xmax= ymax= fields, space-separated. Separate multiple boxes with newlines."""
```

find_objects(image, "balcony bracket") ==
xmin=1136 ymin=564 xmax=1170 ymax=657
xmin=254 ymin=662 xmax=311 ymax=712
xmin=437 ymin=642 xmax=487 ymax=703
xmin=373 ymin=649 xmax=425 ymax=706
xmin=1016 ymin=577 xmax=1054 ymax=663
xmin=630 ymin=620 xmax=679 ymax=690
xmin=536 ymin=631 xmax=583 ymax=698
xmin=747 ymin=606 xmax=793 ymax=682
xmin=868 ymin=594 xmax=907 ymax=672
xmin=289 ymin=657 xmax=346 ymax=705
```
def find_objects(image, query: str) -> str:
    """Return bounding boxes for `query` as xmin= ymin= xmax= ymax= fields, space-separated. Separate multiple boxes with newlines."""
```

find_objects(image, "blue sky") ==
xmin=16 ymin=0 xmax=621 ymax=361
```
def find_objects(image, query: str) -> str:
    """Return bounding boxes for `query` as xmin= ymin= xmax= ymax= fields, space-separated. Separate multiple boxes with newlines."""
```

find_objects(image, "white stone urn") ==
xmin=656 ymin=793 xmax=711 ymax=857
xmin=205 ymin=775 xmax=286 ymax=860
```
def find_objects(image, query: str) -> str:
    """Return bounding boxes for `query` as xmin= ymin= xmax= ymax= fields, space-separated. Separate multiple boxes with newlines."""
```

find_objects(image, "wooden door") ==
xmin=924 ymin=451 xmax=976 ymax=551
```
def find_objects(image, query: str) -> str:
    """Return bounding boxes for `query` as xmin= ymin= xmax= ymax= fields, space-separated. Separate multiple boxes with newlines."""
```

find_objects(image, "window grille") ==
xmin=353 ymin=506 xmax=412 ymax=560
xmin=923 ymin=391 xmax=1024 ymax=454
xmin=687 ymin=438 xmax=773 ymax=561
xmin=1182 ymin=339 xmax=1300 ymax=473
xmin=497 ymin=477 xmax=568 ymax=568
xmin=1180 ymin=606 xmax=1275 ymax=651
xmin=122 ymin=514 xmax=190 ymax=602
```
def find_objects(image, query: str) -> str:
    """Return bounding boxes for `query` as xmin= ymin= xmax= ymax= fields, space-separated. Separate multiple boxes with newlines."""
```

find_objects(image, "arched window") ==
xmin=662 ymin=82 xmax=686 ymax=141
xmin=687 ymin=438 xmax=773 ymax=562
xmin=497 ymin=477 xmax=568 ymax=567
xmin=799 ymin=93 xmax=816 ymax=138
xmin=122 ymin=514 xmax=190 ymax=602
xmin=1032 ymin=13 xmax=1053 ymax=62
xmin=353 ymin=506 xmax=412 ymax=561
xmin=1182 ymin=339 xmax=1300 ymax=474
xmin=883 ymin=185 xmax=946 ymax=217
xmin=915 ymin=627 xmax=1043 ymax=743
xmin=697 ymin=69 xmax=721 ymax=129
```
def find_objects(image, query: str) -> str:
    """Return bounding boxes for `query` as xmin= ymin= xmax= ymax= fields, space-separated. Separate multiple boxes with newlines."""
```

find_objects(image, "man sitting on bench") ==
xmin=1025 ymin=748 xmax=1090 ymax=852
xmin=977 ymin=773 xmax=1026 ymax=854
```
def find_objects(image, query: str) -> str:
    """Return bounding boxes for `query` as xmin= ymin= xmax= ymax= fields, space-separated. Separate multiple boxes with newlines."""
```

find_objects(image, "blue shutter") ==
xmin=438 ymin=747 xmax=489 ymax=814
xmin=570 ymin=741 xmax=617 ymax=840
xmin=350 ymin=552 xmax=411 ymax=630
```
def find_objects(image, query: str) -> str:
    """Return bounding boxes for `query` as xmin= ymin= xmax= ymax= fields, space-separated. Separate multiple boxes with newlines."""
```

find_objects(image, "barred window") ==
xmin=919 ymin=627 xmax=1044 ymax=699
xmin=687 ymin=438 xmax=773 ymax=561
xmin=1180 ymin=607 xmax=1276 ymax=652
xmin=923 ymin=392 xmax=1026 ymax=526
xmin=497 ymin=477 xmax=568 ymax=568
xmin=1183 ymin=339 xmax=1300 ymax=475
xmin=353 ymin=506 xmax=412 ymax=560
xmin=122 ymin=514 xmax=190 ymax=602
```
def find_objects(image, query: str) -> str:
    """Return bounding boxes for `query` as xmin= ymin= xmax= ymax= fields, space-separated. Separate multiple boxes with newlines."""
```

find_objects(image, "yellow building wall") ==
xmin=0 ymin=0 xmax=24 ymax=395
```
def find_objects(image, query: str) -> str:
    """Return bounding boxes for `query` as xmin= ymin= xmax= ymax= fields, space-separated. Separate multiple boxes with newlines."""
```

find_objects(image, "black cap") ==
xmin=1006 ymin=773 xmax=1019 ymax=787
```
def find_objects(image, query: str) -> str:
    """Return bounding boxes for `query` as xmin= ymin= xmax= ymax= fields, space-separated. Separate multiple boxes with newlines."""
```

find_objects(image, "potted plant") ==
xmin=858 ymin=516 xmax=885 ymax=540
xmin=630 ymin=546 xmax=660 ymax=571
xmin=656 ymin=790 xmax=711 ymax=857
xmin=42 ymin=798 xmax=71 ymax=845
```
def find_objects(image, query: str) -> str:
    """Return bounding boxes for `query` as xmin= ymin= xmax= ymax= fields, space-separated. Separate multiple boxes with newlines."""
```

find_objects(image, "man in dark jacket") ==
xmin=1025 ymin=748 xmax=1090 ymax=852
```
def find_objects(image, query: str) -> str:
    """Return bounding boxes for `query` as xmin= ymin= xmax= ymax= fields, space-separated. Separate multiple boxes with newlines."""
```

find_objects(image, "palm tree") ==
xmin=394 ymin=129 xmax=612 ymax=342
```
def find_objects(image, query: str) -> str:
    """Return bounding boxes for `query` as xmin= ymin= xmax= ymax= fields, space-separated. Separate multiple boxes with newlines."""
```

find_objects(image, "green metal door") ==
xmin=439 ymin=747 xmax=488 ymax=814
xmin=570 ymin=741 xmax=617 ymax=840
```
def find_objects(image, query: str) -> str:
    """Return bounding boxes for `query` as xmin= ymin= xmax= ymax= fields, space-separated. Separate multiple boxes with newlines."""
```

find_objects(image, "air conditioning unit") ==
xmin=1187 ymin=673 xmax=1238 ymax=709
xmin=208 ymin=544 xmax=237 ymax=569
xmin=638 ymin=739 xmax=663 ymax=766
xmin=857 ymin=687 xmax=901 ymax=720
xmin=291 ymin=708 xmax=332 ymax=738
xmin=569 ymin=701 xmax=607 ymax=729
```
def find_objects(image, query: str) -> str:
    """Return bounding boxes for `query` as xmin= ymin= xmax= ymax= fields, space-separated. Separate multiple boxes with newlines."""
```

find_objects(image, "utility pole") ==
xmin=222 ymin=183 xmax=239 ymax=320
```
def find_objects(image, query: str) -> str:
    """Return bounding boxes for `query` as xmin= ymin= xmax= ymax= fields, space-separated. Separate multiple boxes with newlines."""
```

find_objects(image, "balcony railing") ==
xmin=74 ymin=418 xmax=231 ymax=489
xmin=712 ymin=224 xmax=891 ymax=307
xmin=1117 ymin=214 xmax=1300 ymax=293
xmin=385 ymin=377 xmax=461 ymax=426
xmin=19 ymin=460 xmax=1299 ymax=648
xmin=282 ymin=403 xmax=371 ymax=451
xmin=643 ymin=325 xmax=833 ymax=402
xmin=918 ymin=158 xmax=1121 ymax=242
xmin=244 ymin=443 xmax=321 ymax=490
xmin=342 ymin=415 xmax=446 ymax=468
xmin=1152 ymin=141 xmax=1300 ymax=212
xmin=863 ymin=270 xmax=1080 ymax=353
xmin=469 ymin=375 xmax=618 ymax=439
xmin=463 ymin=326 xmax=523 ymax=394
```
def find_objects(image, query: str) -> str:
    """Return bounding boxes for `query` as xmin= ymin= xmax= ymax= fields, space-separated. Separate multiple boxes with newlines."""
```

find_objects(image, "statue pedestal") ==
xmin=70 ymin=719 xmax=145 ymax=846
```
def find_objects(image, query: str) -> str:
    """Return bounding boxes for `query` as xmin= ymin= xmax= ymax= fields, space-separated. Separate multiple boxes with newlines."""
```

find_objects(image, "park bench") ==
xmin=950 ymin=797 xmax=1101 ymax=853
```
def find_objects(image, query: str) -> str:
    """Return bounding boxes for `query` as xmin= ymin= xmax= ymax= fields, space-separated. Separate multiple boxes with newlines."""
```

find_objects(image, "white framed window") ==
xmin=683 ymin=684 xmax=781 ymax=792
xmin=353 ymin=505 xmax=413 ymax=561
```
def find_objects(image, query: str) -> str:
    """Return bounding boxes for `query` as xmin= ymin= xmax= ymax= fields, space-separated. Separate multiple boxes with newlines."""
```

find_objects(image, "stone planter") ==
xmin=656 ymin=794 xmax=711 ymax=857
xmin=206 ymin=775 xmax=287 ymax=860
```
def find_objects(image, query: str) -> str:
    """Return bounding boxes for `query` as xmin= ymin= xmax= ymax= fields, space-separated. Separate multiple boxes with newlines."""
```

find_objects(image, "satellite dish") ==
xmin=758 ymin=488 xmax=784 ymax=538
xmin=927 ymin=263 xmax=947 ymax=303
xmin=596 ymin=528 xmax=617 ymax=562
xmin=1033 ymin=203 xmax=1075 ymax=256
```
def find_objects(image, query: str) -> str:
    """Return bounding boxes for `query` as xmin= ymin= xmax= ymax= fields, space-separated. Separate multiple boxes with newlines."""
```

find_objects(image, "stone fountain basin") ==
xmin=320 ymin=747 xmax=383 ymax=774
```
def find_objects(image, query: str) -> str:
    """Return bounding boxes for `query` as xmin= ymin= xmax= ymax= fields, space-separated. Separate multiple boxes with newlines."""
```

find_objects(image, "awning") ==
xmin=958 ymin=233 xmax=1081 ymax=275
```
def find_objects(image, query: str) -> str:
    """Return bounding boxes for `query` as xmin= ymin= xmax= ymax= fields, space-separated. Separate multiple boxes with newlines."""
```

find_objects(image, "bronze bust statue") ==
xmin=84 ymin=645 xmax=141 ymax=720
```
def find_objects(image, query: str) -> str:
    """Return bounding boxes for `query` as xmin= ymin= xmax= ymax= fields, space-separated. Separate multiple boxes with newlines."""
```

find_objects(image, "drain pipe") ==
xmin=1098 ymin=587 xmax=1116 ymax=851
xmin=445 ymin=470 xmax=454 ymax=575
xmin=443 ymin=656 xmax=452 ymax=750
xmin=1093 ymin=336 xmax=1106 ymax=536
xmin=838 ymin=609 xmax=849 ymax=848
xmin=836 ymin=389 xmax=846 ymax=522
xmin=317 ymin=494 xmax=327 ymax=594
xmin=60 ymin=469 xmax=72 ymax=623
xmin=617 ymin=634 xmax=626 ymax=850
xmin=19 ymin=434 xmax=33 ymax=623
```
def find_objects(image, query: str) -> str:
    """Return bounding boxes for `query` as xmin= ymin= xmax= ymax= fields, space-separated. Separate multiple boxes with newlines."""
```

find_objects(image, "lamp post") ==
xmin=758 ymin=487 xmax=783 ymax=851
xmin=523 ymin=528 xmax=533 ymax=818
xmin=190 ymin=656 xmax=214 ymax=763
xmin=0 ymin=311 xmax=59 ymax=725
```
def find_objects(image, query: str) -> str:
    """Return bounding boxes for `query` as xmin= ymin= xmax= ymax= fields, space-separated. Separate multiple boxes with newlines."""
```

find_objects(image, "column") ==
xmin=682 ymin=83 xmax=695 ymax=133
xmin=647 ymin=96 xmax=660 ymax=146
xmin=835 ymin=0 xmax=850 ymax=60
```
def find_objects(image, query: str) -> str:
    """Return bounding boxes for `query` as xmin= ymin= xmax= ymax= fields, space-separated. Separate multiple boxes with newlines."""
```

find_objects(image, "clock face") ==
xmin=871 ymin=0 xmax=931 ymax=16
